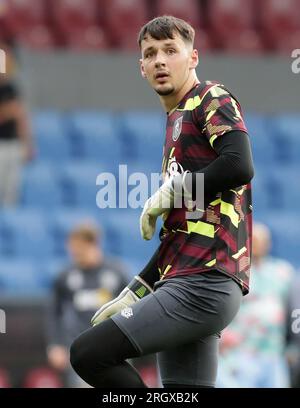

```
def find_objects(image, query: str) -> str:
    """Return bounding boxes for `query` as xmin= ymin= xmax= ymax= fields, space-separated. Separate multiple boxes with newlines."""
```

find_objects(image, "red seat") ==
xmin=51 ymin=0 xmax=100 ymax=29
xmin=207 ymin=0 xmax=257 ymax=50
xmin=0 ymin=1 xmax=12 ymax=41
xmin=17 ymin=25 xmax=57 ymax=49
xmin=259 ymin=0 xmax=300 ymax=32
xmin=102 ymin=0 xmax=149 ymax=48
xmin=258 ymin=0 xmax=300 ymax=51
xmin=50 ymin=0 xmax=108 ymax=50
xmin=194 ymin=28 xmax=214 ymax=53
xmin=62 ymin=25 xmax=109 ymax=50
xmin=268 ymin=30 xmax=300 ymax=54
xmin=154 ymin=0 xmax=203 ymax=29
xmin=6 ymin=0 xmax=49 ymax=35
xmin=220 ymin=29 xmax=265 ymax=54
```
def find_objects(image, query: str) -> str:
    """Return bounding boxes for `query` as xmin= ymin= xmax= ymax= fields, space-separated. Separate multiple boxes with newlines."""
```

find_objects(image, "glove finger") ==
xmin=141 ymin=214 xmax=155 ymax=240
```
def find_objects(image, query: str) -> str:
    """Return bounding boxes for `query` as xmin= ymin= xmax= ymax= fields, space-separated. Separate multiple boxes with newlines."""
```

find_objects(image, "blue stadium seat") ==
xmin=0 ymin=209 xmax=53 ymax=259
xmin=269 ymin=114 xmax=300 ymax=164
xmin=105 ymin=209 xmax=160 ymax=263
xmin=0 ymin=260 xmax=44 ymax=294
xmin=21 ymin=163 xmax=63 ymax=208
xmin=261 ymin=213 xmax=300 ymax=268
xmin=244 ymin=113 xmax=276 ymax=165
xmin=120 ymin=111 xmax=165 ymax=167
xmin=32 ymin=111 xmax=70 ymax=161
xmin=40 ymin=258 xmax=68 ymax=289
xmin=49 ymin=209 xmax=104 ymax=257
xmin=252 ymin=169 xmax=271 ymax=214
xmin=264 ymin=165 xmax=300 ymax=212
xmin=66 ymin=111 xmax=122 ymax=164
xmin=60 ymin=162 xmax=113 ymax=208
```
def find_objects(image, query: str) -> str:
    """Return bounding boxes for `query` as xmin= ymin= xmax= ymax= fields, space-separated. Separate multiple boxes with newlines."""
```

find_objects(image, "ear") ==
xmin=189 ymin=49 xmax=199 ymax=70
xmin=139 ymin=59 xmax=147 ymax=78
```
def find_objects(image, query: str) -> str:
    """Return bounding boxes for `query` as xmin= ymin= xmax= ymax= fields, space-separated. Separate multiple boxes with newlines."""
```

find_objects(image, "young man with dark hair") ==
xmin=47 ymin=223 xmax=128 ymax=387
xmin=70 ymin=16 xmax=254 ymax=388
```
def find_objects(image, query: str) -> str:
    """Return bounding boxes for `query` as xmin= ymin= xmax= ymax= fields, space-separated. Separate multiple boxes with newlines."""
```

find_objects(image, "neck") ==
xmin=159 ymin=71 xmax=199 ymax=113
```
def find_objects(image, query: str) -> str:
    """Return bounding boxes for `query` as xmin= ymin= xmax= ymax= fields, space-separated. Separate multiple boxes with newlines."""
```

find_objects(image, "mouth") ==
xmin=155 ymin=72 xmax=170 ymax=82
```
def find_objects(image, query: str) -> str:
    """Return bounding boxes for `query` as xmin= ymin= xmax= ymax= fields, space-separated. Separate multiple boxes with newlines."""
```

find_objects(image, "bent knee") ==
xmin=70 ymin=335 xmax=90 ymax=375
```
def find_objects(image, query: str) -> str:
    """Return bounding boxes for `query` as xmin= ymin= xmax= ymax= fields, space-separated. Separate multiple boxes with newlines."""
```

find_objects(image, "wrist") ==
xmin=173 ymin=171 xmax=192 ymax=197
xmin=127 ymin=276 xmax=153 ymax=299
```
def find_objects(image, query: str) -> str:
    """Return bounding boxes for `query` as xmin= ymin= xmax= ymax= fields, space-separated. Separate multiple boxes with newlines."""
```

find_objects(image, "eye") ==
xmin=167 ymin=48 xmax=176 ymax=55
xmin=145 ymin=52 xmax=154 ymax=59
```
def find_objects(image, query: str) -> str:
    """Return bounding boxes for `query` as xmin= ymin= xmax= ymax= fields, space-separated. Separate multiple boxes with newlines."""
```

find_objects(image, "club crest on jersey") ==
xmin=172 ymin=116 xmax=183 ymax=141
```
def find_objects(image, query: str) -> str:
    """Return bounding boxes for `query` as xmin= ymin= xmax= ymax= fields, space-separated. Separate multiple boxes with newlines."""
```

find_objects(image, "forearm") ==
xmin=137 ymin=247 xmax=160 ymax=289
xmin=186 ymin=130 xmax=254 ymax=198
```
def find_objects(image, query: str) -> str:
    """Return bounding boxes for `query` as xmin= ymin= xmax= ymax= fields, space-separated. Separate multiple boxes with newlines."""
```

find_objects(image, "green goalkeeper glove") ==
xmin=140 ymin=171 xmax=191 ymax=240
xmin=91 ymin=276 xmax=152 ymax=326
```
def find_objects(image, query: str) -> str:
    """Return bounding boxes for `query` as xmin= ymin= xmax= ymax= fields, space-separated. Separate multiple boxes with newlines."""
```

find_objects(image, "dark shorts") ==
xmin=111 ymin=271 xmax=242 ymax=387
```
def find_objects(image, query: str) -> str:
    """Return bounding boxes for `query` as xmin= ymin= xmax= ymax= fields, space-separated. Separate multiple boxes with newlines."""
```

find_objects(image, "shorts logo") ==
xmin=121 ymin=307 xmax=133 ymax=319
xmin=172 ymin=116 xmax=183 ymax=141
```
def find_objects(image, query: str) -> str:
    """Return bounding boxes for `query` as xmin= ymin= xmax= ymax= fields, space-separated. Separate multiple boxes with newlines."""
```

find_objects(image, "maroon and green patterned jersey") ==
xmin=158 ymin=81 xmax=252 ymax=295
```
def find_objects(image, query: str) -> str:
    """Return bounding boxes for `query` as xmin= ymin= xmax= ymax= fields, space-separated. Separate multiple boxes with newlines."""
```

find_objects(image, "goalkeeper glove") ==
xmin=140 ymin=171 xmax=191 ymax=240
xmin=91 ymin=276 xmax=152 ymax=326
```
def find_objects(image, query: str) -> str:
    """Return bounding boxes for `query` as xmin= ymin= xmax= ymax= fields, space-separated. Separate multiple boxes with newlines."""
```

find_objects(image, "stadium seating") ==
xmin=1 ymin=110 xmax=300 ymax=295
xmin=105 ymin=209 xmax=160 ymax=261
xmin=269 ymin=114 xmax=300 ymax=164
xmin=258 ymin=0 xmax=300 ymax=52
xmin=66 ymin=111 xmax=123 ymax=162
xmin=50 ymin=0 xmax=108 ymax=49
xmin=1 ymin=0 xmax=56 ymax=49
xmin=120 ymin=111 xmax=165 ymax=167
xmin=1 ymin=0 xmax=300 ymax=53
xmin=48 ymin=208 xmax=103 ymax=257
xmin=257 ymin=213 xmax=300 ymax=267
xmin=244 ymin=113 xmax=277 ymax=165
xmin=207 ymin=0 xmax=263 ymax=52
xmin=101 ymin=0 xmax=149 ymax=50
xmin=0 ymin=209 xmax=53 ymax=259
xmin=154 ymin=0 xmax=203 ymax=29
xmin=21 ymin=163 xmax=63 ymax=208
xmin=3 ymin=0 xmax=48 ymax=33
xmin=32 ymin=111 xmax=70 ymax=161
xmin=0 ymin=260 xmax=43 ymax=294
xmin=59 ymin=162 xmax=104 ymax=207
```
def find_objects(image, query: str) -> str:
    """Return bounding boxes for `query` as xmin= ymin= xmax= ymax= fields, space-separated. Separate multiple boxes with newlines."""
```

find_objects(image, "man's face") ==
xmin=67 ymin=237 xmax=92 ymax=267
xmin=140 ymin=33 xmax=197 ymax=96
xmin=252 ymin=224 xmax=271 ymax=260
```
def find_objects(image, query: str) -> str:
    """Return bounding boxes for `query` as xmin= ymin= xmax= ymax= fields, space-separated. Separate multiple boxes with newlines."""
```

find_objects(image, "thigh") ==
xmin=157 ymin=334 xmax=220 ymax=387
xmin=111 ymin=275 xmax=241 ymax=356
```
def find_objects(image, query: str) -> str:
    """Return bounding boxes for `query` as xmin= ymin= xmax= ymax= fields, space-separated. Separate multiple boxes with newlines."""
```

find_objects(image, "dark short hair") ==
xmin=69 ymin=223 xmax=100 ymax=244
xmin=138 ymin=15 xmax=195 ymax=48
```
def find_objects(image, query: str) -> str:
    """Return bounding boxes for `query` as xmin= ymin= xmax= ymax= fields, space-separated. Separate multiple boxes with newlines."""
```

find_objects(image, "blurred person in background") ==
xmin=0 ymin=41 xmax=34 ymax=206
xmin=46 ymin=223 xmax=129 ymax=387
xmin=286 ymin=273 xmax=300 ymax=388
xmin=217 ymin=223 xmax=295 ymax=388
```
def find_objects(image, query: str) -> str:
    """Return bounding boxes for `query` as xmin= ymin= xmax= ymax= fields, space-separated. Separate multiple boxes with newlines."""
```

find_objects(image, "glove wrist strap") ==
xmin=128 ymin=276 xmax=153 ymax=299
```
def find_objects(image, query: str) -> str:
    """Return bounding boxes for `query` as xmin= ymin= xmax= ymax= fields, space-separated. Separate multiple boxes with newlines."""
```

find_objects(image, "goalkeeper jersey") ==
xmin=158 ymin=81 xmax=252 ymax=295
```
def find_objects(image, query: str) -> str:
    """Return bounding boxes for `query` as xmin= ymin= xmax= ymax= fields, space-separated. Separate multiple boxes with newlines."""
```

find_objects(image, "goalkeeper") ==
xmin=70 ymin=16 xmax=254 ymax=388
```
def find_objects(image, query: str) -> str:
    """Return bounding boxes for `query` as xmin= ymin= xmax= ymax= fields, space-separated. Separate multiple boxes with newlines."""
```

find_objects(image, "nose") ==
xmin=154 ymin=49 xmax=166 ymax=68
